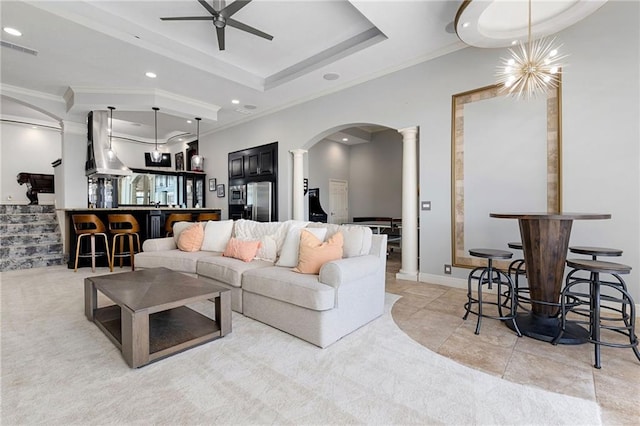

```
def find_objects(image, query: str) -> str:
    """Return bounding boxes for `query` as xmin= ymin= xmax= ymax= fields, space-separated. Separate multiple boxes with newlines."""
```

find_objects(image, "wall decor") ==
xmin=209 ymin=178 xmax=217 ymax=192
xmin=216 ymin=184 xmax=225 ymax=198
xmin=450 ymin=81 xmax=562 ymax=269
xmin=175 ymin=152 xmax=184 ymax=171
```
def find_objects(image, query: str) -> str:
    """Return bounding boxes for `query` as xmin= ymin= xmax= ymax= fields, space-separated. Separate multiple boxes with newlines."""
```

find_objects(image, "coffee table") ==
xmin=84 ymin=267 xmax=231 ymax=368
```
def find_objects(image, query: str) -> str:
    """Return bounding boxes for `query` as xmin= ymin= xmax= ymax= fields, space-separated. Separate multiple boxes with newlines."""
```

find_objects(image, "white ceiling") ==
xmin=0 ymin=0 xmax=465 ymax=142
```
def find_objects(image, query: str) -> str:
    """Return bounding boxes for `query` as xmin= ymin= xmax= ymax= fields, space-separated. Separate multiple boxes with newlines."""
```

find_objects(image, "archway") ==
xmin=297 ymin=122 xmax=419 ymax=281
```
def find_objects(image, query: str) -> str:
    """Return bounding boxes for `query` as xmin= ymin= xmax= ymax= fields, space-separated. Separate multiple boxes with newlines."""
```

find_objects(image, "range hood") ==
xmin=85 ymin=110 xmax=132 ymax=177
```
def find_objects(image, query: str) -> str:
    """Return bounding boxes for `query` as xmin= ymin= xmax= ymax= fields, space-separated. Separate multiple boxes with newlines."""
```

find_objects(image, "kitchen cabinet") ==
xmin=247 ymin=147 xmax=274 ymax=176
xmin=229 ymin=154 xmax=244 ymax=179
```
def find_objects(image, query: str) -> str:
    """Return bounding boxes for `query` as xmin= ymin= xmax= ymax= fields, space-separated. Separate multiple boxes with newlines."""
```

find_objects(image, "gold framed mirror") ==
xmin=451 ymin=82 xmax=562 ymax=269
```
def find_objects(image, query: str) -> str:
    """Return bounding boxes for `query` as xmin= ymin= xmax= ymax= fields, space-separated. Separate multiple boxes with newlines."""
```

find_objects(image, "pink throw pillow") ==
xmin=294 ymin=230 xmax=343 ymax=274
xmin=177 ymin=222 xmax=204 ymax=252
xmin=223 ymin=237 xmax=262 ymax=262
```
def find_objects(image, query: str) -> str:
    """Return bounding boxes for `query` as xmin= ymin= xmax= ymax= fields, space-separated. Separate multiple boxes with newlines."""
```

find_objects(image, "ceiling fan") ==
xmin=160 ymin=0 xmax=273 ymax=51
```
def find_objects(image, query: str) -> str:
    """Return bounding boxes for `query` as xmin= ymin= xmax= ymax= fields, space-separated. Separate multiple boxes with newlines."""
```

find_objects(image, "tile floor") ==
xmin=385 ymin=252 xmax=640 ymax=425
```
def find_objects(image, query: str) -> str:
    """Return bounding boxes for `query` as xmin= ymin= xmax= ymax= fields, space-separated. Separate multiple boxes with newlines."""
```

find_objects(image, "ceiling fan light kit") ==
xmin=161 ymin=0 xmax=273 ymax=51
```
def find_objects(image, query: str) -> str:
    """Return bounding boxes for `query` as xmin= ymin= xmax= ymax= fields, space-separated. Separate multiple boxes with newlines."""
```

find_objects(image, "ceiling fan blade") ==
xmin=227 ymin=18 xmax=273 ymax=40
xmin=197 ymin=0 xmax=220 ymax=17
xmin=160 ymin=16 xmax=215 ymax=21
xmin=220 ymin=0 xmax=251 ymax=19
xmin=216 ymin=26 xmax=226 ymax=51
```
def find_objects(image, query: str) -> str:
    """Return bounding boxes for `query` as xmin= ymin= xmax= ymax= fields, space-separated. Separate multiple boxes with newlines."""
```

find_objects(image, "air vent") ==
xmin=1 ymin=40 xmax=38 ymax=56
xmin=234 ymin=108 xmax=252 ymax=115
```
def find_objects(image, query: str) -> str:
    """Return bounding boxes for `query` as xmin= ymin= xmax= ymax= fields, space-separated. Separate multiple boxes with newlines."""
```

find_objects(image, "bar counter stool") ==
xmin=507 ymin=241 xmax=530 ymax=311
xmin=196 ymin=212 xmax=221 ymax=222
xmin=463 ymin=248 xmax=522 ymax=337
xmin=108 ymin=214 xmax=141 ymax=271
xmin=569 ymin=246 xmax=623 ymax=260
xmin=554 ymin=259 xmax=640 ymax=368
xmin=72 ymin=214 xmax=112 ymax=273
xmin=165 ymin=213 xmax=193 ymax=236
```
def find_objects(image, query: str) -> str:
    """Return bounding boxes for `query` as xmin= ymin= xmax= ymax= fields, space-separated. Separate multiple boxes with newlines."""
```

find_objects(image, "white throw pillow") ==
xmin=338 ymin=225 xmax=373 ymax=257
xmin=276 ymin=225 xmax=327 ymax=267
xmin=201 ymin=220 xmax=234 ymax=252
xmin=251 ymin=235 xmax=278 ymax=262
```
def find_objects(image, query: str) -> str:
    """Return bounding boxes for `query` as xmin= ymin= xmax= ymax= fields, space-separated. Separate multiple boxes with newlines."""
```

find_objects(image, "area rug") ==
xmin=1 ymin=266 xmax=601 ymax=425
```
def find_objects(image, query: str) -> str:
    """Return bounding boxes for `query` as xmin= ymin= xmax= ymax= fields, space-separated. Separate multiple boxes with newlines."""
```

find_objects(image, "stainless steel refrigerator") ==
xmin=246 ymin=181 xmax=272 ymax=222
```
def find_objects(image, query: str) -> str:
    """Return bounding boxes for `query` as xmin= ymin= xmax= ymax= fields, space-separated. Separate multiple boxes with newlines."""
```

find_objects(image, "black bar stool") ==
xmin=72 ymin=214 xmax=112 ymax=273
xmin=463 ymin=249 xmax=522 ymax=336
xmin=554 ymin=259 xmax=640 ymax=368
xmin=506 ymin=241 xmax=530 ymax=311
xmin=108 ymin=214 xmax=141 ymax=271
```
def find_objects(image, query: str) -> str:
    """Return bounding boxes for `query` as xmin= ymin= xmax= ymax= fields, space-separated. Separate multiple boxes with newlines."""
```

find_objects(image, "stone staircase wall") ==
xmin=0 ymin=205 xmax=66 ymax=271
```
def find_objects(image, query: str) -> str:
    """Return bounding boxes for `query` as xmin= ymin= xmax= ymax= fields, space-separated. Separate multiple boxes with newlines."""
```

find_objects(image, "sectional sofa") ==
xmin=135 ymin=219 xmax=387 ymax=348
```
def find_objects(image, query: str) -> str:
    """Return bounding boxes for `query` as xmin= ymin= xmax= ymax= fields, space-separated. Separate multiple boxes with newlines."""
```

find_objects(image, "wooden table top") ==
xmin=490 ymin=212 xmax=611 ymax=220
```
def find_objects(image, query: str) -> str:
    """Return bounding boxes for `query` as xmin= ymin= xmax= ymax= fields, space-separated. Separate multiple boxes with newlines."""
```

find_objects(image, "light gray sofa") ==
xmin=135 ymin=219 xmax=387 ymax=348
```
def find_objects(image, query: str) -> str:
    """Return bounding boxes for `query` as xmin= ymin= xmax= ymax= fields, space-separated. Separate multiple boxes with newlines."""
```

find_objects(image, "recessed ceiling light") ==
xmin=342 ymin=138 xmax=348 ymax=142
xmin=231 ymin=99 xmax=240 ymax=104
xmin=186 ymin=120 xmax=192 ymax=124
xmin=3 ymin=27 xmax=22 ymax=37
xmin=323 ymin=73 xmax=340 ymax=81
xmin=462 ymin=22 xmax=470 ymax=28
xmin=145 ymin=72 xmax=157 ymax=78
xmin=31 ymin=125 xmax=37 ymax=129
xmin=511 ymin=40 xmax=518 ymax=45
xmin=178 ymin=138 xmax=183 ymax=142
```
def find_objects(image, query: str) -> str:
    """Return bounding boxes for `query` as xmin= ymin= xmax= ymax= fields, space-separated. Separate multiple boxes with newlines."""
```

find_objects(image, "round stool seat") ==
xmin=566 ymin=259 xmax=631 ymax=275
xmin=469 ymin=248 xmax=513 ymax=260
xmin=569 ymin=246 xmax=623 ymax=257
xmin=507 ymin=242 xmax=523 ymax=250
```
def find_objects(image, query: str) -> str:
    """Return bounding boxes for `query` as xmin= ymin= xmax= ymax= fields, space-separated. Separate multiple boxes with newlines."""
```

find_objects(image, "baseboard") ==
xmin=418 ymin=272 xmax=467 ymax=289
xmin=396 ymin=271 xmax=418 ymax=281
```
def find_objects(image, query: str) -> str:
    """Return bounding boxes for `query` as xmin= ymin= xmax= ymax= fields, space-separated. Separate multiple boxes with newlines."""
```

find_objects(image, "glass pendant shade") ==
xmin=191 ymin=117 xmax=203 ymax=171
xmin=150 ymin=107 xmax=162 ymax=162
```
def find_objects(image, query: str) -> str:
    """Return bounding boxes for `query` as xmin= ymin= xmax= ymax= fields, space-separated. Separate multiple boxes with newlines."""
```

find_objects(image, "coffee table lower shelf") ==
xmin=94 ymin=305 xmax=222 ymax=362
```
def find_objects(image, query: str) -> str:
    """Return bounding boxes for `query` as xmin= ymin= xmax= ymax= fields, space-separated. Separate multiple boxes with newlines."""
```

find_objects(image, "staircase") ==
xmin=0 ymin=204 xmax=66 ymax=272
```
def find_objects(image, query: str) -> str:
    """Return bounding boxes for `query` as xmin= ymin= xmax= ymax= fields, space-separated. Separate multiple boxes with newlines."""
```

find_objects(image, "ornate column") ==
xmin=289 ymin=149 xmax=307 ymax=221
xmin=397 ymin=126 xmax=419 ymax=281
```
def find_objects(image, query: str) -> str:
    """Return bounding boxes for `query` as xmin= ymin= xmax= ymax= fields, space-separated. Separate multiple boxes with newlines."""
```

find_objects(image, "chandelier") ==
xmin=496 ymin=0 xmax=567 ymax=99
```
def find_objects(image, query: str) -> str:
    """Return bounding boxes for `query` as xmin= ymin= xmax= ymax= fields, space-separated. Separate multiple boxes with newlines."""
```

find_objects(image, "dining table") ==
xmin=489 ymin=212 xmax=611 ymax=344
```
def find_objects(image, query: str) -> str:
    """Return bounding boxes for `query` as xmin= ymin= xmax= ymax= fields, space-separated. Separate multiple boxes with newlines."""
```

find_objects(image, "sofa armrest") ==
xmin=319 ymin=255 xmax=380 ymax=288
xmin=142 ymin=237 xmax=177 ymax=252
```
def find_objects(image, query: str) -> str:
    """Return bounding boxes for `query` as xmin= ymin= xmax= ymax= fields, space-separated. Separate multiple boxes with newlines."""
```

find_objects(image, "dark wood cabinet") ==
xmin=247 ymin=149 xmax=274 ymax=176
xmin=229 ymin=155 xmax=244 ymax=179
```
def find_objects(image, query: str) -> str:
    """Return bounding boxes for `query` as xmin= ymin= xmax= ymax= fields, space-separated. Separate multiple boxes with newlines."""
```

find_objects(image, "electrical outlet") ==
xmin=444 ymin=264 xmax=452 ymax=274
xmin=421 ymin=201 xmax=431 ymax=211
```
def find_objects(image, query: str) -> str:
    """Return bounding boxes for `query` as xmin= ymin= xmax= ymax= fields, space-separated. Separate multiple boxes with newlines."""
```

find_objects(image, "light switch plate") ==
xmin=421 ymin=201 xmax=431 ymax=211
xmin=444 ymin=264 xmax=452 ymax=274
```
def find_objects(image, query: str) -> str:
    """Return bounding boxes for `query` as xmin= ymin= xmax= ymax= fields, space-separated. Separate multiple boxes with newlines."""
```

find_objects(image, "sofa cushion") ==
xmin=201 ymin=219 xmax=234 ymax=252
xmin=177 ymin=222 xmax=204 ymax=252
xmin=242 ymin=266 xmax=336 ymax=311
xmin=307 ymin=223 xmax=372 ymax=257
xmin=294 ymin=230 xmax=343 ymax=274
xmin=196 ymin=256 xmax=273 ymax=288
xmin=136 ymin=249 xmax=217 ymax=274
xmin=276 ymin=225 xmax=326 ymax=267
xmin=223 ymin=237 xmax=261 ymax=262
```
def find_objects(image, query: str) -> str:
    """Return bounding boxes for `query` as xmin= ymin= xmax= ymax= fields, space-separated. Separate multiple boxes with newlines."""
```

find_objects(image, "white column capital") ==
xmin=289 ymin=149 xmax=308 ymax=157
xmin=398 ymin=126 xmax=418 ymax=138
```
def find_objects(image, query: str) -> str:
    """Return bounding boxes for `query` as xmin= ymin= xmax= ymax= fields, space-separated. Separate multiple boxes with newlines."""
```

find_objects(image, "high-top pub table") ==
xmin=489 ymin=212 xmax=611 ymax=344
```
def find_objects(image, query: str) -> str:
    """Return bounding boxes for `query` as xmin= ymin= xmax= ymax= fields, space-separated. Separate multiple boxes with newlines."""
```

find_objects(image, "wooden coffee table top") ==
xmin=86 ymin=267 xmax=227 ymax=313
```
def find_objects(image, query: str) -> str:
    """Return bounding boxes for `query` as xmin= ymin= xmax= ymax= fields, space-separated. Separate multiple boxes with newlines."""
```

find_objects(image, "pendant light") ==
xmin=106 ymin=106 xmax=116 ymax=160
xmin=191 ymin=117 xmax=203 ymax=171
xmin=496 ymin=0 xmax=566 ymax=99
xmin=150 ymin=107 xmax=162 ymax=162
